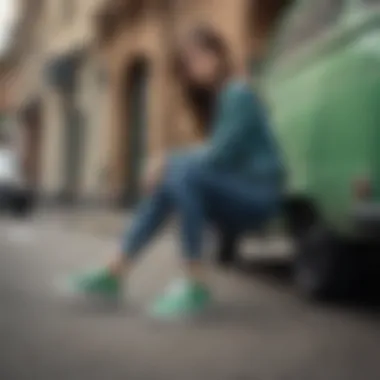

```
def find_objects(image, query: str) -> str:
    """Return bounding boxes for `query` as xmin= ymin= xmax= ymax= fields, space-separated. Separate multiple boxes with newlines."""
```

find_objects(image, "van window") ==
xmin=274 ymin=0 xmax=344 ymax=59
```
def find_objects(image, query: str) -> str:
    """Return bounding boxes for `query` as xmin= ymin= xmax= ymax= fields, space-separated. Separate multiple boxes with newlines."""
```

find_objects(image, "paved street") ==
xmin=0 ymin=214 xmax=380 ymax=380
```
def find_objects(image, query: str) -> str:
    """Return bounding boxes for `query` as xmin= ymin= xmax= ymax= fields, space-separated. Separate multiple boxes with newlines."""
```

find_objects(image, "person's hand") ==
xmin=142 ymin=153 xmax=166 ymax=194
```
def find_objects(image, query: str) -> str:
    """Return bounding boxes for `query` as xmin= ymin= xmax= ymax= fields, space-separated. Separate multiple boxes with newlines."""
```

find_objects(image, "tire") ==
xmin=294 ymin=226 xmax=354 ymax=301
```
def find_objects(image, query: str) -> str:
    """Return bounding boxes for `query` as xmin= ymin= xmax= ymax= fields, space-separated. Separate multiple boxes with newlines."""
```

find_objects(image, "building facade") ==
xmin=1 ymin=0 xmax=46 ymax=185
xmin=0 ymin=61 xmax=12 ymax=130
xmin=9 ymin=0 xmax=109 ymax=201
xmin=9 ymin=0 xmax=292 ymax=206
xmin=0 ymin=63 xmax=11 ymax=114
xmin=40 ymin=0 xmax=109 ymax=203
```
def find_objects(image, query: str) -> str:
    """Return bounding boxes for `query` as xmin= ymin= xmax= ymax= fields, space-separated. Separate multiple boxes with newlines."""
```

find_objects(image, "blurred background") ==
xmin=1 ymin=1 xmax=380 ymax=379
xmin=0 ymin=0 xmax=295 ymax=208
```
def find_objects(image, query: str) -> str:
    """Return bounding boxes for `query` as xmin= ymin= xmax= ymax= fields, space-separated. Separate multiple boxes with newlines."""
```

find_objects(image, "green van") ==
xmin=258 ymin=0 xmax=380 ymax=299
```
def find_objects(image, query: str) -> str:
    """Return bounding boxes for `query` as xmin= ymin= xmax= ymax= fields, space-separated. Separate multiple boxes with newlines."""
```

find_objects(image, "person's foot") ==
xmin=62 ymin=267 xmax=122 ymax=298
xmin=149 ymin=279 xmax=211 ymax=320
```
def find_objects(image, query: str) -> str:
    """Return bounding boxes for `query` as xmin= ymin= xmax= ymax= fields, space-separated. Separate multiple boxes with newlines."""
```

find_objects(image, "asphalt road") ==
xmin=0 ymin=215 xmax=380 ymax=380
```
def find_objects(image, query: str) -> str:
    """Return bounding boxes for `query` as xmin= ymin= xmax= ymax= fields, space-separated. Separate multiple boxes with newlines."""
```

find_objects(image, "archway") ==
xmin=46 ymin=52 xmax=86 ymax=204
xmin=121 ymin=58 xmax=150 ymax=207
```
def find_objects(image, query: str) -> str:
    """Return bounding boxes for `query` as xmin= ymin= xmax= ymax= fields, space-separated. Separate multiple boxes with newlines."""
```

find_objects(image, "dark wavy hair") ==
xmin=174 ymin=25 xmax=233 ymax=136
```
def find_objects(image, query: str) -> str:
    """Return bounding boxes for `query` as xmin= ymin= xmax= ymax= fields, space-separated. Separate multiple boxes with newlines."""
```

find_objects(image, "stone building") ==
xmin=9 ymin=0 xmax=293 ymax=206
xmin=0 ymin=60 xmax=12 ymax=125
xmin=0 ymin=62 xmax=11 ymax=114
xmin=41 ymin=0 xmax=109 ymax=203
xmin=10 ymin=0 xmax=109 ymax=201
xmin=0 ymin=58 xmax=19 ymax=144
xmin=0 ymin=0 xmax=47 ymax=185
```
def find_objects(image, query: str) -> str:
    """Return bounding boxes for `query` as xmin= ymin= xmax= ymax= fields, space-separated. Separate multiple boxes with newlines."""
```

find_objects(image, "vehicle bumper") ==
xmin=353 ymin=202 xmax=380 ymax=241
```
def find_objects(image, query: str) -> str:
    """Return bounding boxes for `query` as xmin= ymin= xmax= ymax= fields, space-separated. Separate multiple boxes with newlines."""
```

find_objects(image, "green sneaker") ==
xmin=63 ymin=267 xmax=122 ymax=299
xmin=149 ymin=279 xmax=211 ymax=320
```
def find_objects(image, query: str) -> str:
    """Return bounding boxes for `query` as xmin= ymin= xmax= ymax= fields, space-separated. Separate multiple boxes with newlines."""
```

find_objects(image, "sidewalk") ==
xmin=3 ymin=209 xmax=379 ymax=380
xmin=37 ymin=207 xmax=127 ymax=238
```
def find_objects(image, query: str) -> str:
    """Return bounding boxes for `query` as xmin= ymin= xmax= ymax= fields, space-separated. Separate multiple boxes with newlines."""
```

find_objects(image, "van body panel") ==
xmin=264 ymin=4 xmax=380 ymax=235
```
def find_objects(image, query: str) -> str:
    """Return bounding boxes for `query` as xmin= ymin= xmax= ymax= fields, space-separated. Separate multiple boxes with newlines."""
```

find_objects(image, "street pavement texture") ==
xmin=0 ymin=215 xmax=380 ymax=380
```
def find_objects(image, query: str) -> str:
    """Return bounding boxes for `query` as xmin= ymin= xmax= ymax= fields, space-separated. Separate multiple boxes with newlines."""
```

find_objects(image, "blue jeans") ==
xmin=122 ymin=155 xmax=282 ymax=260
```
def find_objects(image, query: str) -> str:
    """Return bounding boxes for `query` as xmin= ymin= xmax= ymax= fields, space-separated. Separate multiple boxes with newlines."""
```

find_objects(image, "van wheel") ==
xmin=294 ymin=227 xmax=351 ymax=301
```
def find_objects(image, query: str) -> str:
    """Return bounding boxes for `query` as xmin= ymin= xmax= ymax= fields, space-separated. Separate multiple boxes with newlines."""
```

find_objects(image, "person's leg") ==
xmin=141 ymin=158 xmax=213 ymax=318
xmin=66 ymin=154 xmax=280 ymax=315
xmin=67 ymin=183 xmax=173 ymax=296
xmin=167 ymin=160 xmax=207 ymax=282
xmin=66 ymin=155 xmax=211 ymax=306
xmin=110 ymin=185 xmax=173 ymax=275
xmin=66 ymin=154 xmax=213 ymax=299
xmin=209 ymin=177 xmax=281 ymax=268
xmin=148 ymin=162 xmax=281 ymax=319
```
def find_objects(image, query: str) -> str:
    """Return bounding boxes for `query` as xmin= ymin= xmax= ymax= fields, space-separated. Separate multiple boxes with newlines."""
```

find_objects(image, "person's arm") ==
xmin=168 ymin=84 xmax=257 ymax=165
xmin=201 ymin=84 xmax=255 ymax=167
xmin=168 ymin=142 xmax=208 ymax=162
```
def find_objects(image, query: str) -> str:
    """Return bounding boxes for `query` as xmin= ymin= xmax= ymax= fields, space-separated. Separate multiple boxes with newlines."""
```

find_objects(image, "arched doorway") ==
xmin=121 ymin=58 xmax=149 ymax=207
xmin=45 ymin=52 xmax=86 ymax=203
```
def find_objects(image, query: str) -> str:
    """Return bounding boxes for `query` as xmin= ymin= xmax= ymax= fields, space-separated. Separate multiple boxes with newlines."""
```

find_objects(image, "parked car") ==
xmin=0 ymin=141 xmax=34 ymax=217
xmin=259 ymin=0 xmax=380 ymax=299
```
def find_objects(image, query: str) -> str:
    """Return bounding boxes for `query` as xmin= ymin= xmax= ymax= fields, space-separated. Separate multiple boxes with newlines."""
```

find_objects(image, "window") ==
xmin=273 ymin=0 xmax=345 ymax=59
